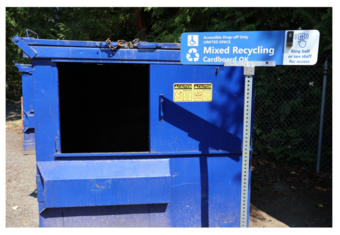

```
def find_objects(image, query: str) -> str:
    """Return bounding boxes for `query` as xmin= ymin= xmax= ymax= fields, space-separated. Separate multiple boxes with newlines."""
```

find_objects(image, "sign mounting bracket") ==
xmin=224 ymin=61 xmax=275 ymax=227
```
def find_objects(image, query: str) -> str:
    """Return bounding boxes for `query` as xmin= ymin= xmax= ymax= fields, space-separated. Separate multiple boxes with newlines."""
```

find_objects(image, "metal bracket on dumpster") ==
xmin=224 ymin=61 xmax=275 ymax=76
xmin=13 ymin=61 xmax=32 ymax=74
xmin=12 ymin=35 xmax=38 ymax=59
xmin=224 ymin=61 xmax=275 ymax=227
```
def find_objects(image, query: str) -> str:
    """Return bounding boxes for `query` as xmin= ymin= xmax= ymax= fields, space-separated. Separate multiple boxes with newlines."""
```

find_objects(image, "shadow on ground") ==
xmin=6 ymin=100 xmax=21 ymax=121
xmin=29 ymin=189 xmax=37 ymax=199
xmin=250 ymin=159 xmax=332 ymax=227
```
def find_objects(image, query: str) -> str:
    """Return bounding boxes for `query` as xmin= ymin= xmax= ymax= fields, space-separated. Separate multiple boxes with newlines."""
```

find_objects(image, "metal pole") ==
xmin=240 ymin=75 xmax=253 ymax=227
xmin=223 ymin=61 xmax=275 ymax=227
xmin=316 ymin=57 xmax=328 ymax=173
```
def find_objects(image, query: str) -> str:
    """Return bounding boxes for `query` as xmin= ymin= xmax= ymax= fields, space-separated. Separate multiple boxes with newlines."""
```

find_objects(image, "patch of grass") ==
xmin=11 ymin=123 xmax=19 ymax=129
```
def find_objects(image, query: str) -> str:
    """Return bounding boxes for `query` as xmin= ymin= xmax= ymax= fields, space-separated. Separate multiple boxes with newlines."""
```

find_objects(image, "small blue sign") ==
xmin=181 ymin=31 xmax=286 ymax=65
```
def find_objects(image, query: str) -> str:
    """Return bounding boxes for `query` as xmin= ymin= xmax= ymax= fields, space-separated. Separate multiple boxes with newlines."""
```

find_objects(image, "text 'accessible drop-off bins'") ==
xmin=12 ymin=31 xmax=254 ymax=227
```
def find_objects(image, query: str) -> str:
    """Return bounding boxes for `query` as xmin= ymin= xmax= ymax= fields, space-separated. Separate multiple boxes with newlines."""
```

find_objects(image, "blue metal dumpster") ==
xmin=12 ymin=31 xmax=253 ymax=227
xmin=14 ymin=61 xmax=36 ymax=154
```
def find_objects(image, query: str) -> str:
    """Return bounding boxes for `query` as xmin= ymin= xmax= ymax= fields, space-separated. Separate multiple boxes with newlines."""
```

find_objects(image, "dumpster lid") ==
xmin=21 ymin=37 xmax=181 ymax=50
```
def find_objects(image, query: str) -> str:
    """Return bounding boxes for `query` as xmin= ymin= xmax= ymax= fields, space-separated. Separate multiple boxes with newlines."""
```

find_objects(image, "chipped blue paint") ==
xmin=89 ymin=179 xmax=113 ymax=192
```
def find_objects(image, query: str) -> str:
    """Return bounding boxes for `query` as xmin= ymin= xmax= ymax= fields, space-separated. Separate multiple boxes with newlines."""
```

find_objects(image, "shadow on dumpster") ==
xmin=161 ymin=66 xmax=245 ymax=226
xmin=162 ymin=97 xmax=242 ymax=153
xmin=40 ymin=204 xmax=168 ymax=225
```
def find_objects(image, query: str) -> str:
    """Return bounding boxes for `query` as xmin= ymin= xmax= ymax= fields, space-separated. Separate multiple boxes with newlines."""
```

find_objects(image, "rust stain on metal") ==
xmin=173 ymin=174 xmax=177 ymax=177
xmin=101 ymin=186 xmax=104 ymax=188
xmin=108 ymin=180 xmax=111 ymax=183
xmin=91 ymin=179 xmax=93 ymax=181
xmin=96 ymin=184 xmax=100 ymax=188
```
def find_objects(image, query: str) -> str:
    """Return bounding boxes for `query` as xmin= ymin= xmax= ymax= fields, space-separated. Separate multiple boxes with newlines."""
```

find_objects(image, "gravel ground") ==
xmin=6 ymin=119 xmax=39 ymax=227
xmin=6 ymin=100 xmax=21 ymax=122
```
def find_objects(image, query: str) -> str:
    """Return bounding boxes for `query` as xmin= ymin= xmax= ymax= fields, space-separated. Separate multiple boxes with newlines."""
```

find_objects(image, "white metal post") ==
xmin=240 ymin=75 xmax=253 ymax=227
xmin=224 ymin=61 xmax=275 ymax=227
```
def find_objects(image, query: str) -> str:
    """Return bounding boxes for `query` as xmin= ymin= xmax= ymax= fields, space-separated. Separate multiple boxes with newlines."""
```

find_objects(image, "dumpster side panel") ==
xmin=22 ymin=72 xmax=34 ymax=114
xmin=32 ymin=60 xmax=61 ymax=161
xmin=21 ymin=69 xmax=36 ymax=153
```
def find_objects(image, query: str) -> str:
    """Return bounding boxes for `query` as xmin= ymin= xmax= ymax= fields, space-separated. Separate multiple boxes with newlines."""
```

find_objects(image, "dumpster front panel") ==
xmin=34 ymin=62 xmax=253 ymax=227
xmin=13 ymin=35 xmax=255 ymax=227
xmin=150 ymin=65 xmax=245 ymax=153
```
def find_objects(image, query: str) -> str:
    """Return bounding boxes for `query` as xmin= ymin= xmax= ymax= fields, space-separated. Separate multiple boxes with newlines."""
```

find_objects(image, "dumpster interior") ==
xmin=58 ymin=63 xmax=149 ymax=153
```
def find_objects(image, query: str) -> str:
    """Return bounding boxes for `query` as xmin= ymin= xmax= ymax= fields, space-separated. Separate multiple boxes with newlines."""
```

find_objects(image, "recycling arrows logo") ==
xmin=186 ymin=48 xmax=199 ymax=62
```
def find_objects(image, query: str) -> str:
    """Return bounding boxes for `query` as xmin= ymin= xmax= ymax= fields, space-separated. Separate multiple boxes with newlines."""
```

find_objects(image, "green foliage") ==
xmin=6 ymin=7 xmax=138 ymax=99
xmin=143 ymin=7 xmax=331 ymax=63
xmin=54 ymin=8 xmax=137 ymax=41
xmin=292 ymin=8 xmax=332 ymax=61
xmin=6 ymin=7 xmax=332 ymax=167
xmin=6 ymin=7 xmax=61 ymax=99
xmin=253 ymin=64 xmax=332 ymax=166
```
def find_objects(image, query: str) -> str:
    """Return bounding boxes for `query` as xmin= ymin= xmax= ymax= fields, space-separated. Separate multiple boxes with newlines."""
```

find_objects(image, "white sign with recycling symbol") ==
xmin=186 ymin=48 xmax=199 ymax=62
xmin=181 ymin=30 xmax=319 ymax=65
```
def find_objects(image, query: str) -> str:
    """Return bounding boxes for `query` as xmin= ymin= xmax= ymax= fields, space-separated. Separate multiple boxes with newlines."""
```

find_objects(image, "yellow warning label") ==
xmin=173 ymin=83 xmax=212 ymax=102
